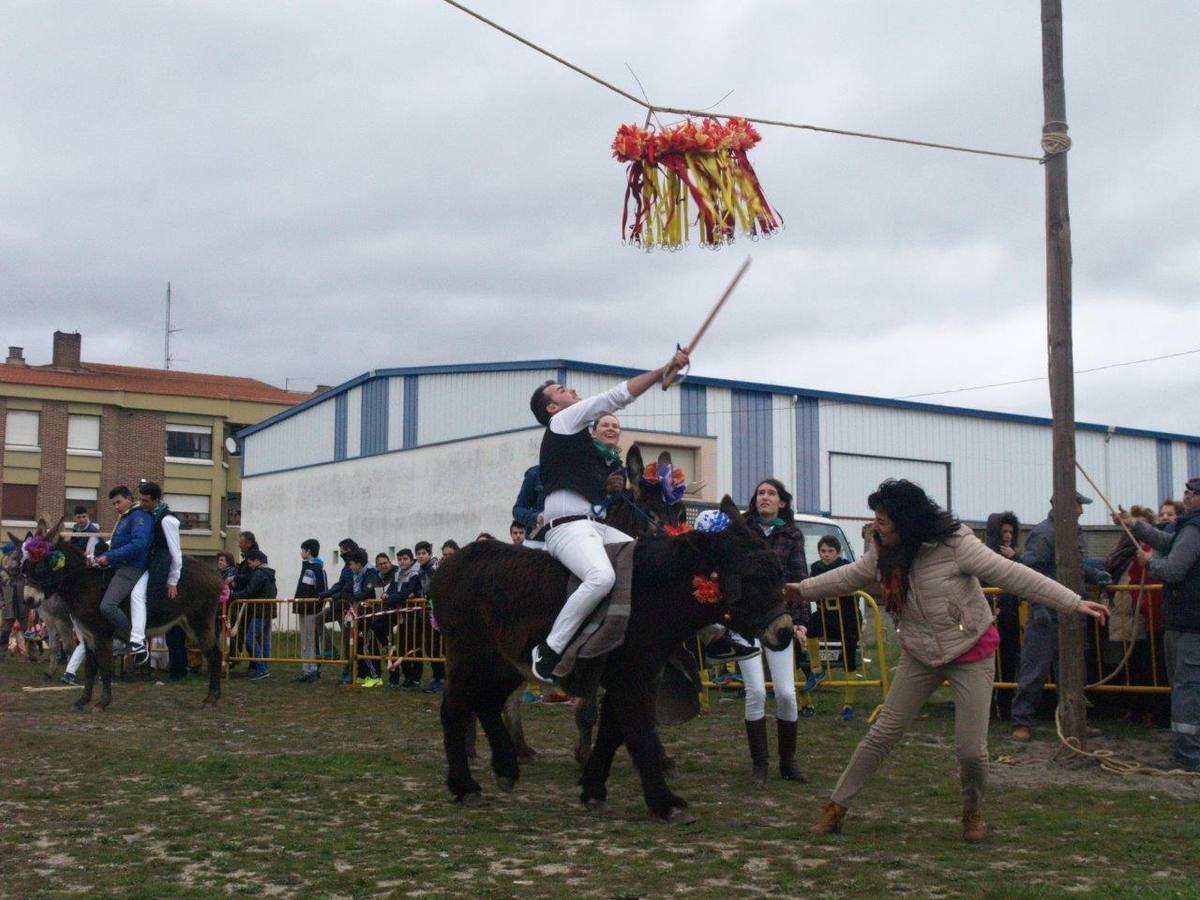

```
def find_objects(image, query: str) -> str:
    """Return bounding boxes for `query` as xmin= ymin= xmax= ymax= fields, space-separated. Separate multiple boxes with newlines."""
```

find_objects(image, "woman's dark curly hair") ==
xmin=868 ymin=479 xmax=959 ymax=566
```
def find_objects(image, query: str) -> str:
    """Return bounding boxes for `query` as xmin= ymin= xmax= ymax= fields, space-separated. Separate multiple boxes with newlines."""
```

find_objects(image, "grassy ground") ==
xmin=2 ymin=656 xmax=1197 ymax=899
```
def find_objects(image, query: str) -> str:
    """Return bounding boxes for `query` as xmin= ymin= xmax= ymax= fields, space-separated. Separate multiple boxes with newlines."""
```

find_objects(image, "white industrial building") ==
xmin=239 ymin=359 xmax=1200 ymax=592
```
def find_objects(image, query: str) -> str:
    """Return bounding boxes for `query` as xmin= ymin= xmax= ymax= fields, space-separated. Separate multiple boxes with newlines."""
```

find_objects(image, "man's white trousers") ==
xmin=544 ymin=519 xmax=633 ymax=654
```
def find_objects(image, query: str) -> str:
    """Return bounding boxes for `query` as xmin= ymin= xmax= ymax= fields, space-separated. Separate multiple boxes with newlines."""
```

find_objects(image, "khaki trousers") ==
xmin=831 ymin=652 xmax=993 ymax=811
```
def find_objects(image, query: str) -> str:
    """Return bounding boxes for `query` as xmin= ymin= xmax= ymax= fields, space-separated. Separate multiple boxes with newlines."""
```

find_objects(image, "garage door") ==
xmin=829 ymin=453 xmax=950 ymax=519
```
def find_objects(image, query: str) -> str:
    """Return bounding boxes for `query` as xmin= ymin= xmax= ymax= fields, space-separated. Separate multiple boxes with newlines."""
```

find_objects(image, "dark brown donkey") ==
xmin=13 ymin=521 xmax=224 ymax=711
xmin=432 ymin=496 xmax=794 ymax=822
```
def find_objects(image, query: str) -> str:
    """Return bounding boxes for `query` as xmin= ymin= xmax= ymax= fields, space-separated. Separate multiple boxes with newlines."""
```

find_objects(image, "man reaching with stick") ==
xmin=527 ymin=347 xmax=688 ymax=682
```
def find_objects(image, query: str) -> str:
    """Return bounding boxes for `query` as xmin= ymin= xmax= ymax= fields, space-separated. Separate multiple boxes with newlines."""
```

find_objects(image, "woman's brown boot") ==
xmin=962 ymin=809 xmax=988 ymax=843
xmin=809 ymin=800 xmax=848 ymax=835
xmin=745 ymin=718 xmax=769 ymax=787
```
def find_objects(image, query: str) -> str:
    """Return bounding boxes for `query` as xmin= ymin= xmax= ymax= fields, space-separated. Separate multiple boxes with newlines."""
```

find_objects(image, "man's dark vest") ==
xmin=1164 ymin=514 xmax=1200 ymax=634
xmin=145 ymin=510 xmax=178 ymax=605
xmin=540 ymin=427 xmax=612 ymax=506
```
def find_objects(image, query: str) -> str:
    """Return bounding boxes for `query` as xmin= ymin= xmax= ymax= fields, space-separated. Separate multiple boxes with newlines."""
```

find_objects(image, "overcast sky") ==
xmin=3 ymin=1 xmax=1197 ymax=436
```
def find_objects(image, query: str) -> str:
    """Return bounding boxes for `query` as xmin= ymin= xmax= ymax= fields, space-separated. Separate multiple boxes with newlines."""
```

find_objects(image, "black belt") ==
xmin=546 ymin=514 xmax=595 ymax=531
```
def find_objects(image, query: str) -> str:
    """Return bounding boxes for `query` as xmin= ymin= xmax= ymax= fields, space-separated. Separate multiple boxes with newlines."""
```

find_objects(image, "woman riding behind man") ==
xmin=740 ymin=478 xmax=810 ymax=785
xmin=792 ymin=479 xmax=1107 ymax=842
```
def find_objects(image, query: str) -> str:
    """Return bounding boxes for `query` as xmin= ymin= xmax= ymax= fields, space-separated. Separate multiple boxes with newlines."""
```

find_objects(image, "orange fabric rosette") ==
xmin=612 ymin=117 xmax=780 ymax=249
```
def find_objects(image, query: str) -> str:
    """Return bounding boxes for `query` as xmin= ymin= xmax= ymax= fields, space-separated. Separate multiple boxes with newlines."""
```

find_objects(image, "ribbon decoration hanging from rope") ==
xmin=612 ymin=117 xmax=780 ymax=249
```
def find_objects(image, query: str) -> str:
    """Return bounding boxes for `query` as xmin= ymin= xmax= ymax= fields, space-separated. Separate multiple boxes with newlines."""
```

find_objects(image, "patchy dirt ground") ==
xmin=1 ymin=657 xmax=1197 ymax=898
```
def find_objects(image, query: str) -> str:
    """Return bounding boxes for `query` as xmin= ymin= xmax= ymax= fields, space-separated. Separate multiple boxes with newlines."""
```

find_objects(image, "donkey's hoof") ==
xmin=458 ymin=791 xmax=485 ymax=808
xmin=495 ymin=776 xmax=517 ymax=793
xmin=585 ymin=799 xmax=611 ymax=817
xmin=661 ymin=806 xmax=698 ymax=826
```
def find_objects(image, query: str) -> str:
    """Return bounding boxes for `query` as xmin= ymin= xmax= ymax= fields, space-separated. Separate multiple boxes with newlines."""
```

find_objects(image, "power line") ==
xmin=438 ymin=0 xmax=1043 ymax=163
xmin=609 ymin=347 xmax=1200 ymax=421
xmin=896 ymin=348 xmax=1200 ymax=400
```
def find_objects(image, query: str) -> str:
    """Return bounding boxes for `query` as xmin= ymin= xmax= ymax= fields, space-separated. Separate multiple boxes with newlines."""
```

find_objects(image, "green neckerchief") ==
xmin=152 ymin=501 xmax=171 ymax=523
xmin=753 ymin=514 xmax=786 ymax=529
xmin=592 ymin=438 xmax=622 ymax=467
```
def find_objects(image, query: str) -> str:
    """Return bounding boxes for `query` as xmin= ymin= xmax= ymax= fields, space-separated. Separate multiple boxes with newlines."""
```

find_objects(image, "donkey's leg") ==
xmin=74 ymin=646 xmax=98 ymax=711
xmin=440 ymin=651 xmax=483 ymax=803
xmin=579 ymin=690 xmax=624 ymax=810
xmin=614 ymin=679 xmax=690 ymax=821
xmin=574 ymin=691 xmax=599 ymax=768
xmin=43 ymin=625 xmax=61 ymax=680
xmin=94 ymin=644 xmax=115 ymax=711
xmin=185 ymin=606 xmax=222 ymax=705
xmin=477 ymin=667 xmax=524 ymax=791
xmin=503 ymin=687 xmax=536 ymax=760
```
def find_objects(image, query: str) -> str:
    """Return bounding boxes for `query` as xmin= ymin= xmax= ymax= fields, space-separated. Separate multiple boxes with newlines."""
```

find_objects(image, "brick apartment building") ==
xmin=1 ymin=331 xmax=310 ymax=559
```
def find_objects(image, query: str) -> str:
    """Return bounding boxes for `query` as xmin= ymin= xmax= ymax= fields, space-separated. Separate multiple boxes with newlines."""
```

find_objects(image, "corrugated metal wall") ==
xmin=818 ymin=400 xmax=1167 ymax=526
xmin=244 ymin=397 xmax=337 ymax=476
xmin=345 ymin=386 xmax=362 ymax=459
xmin=417 ymin=369 xmax=555 ymax=446
xmin=707 ymin=386 xmax=734 ymax=498
xmin=731 ymin=389 xmax=772 ymax=503
xmin=385 ymin=376 xmax=406 ymax=451
xmin=242 ymin=365 xmax=1190 ymax=522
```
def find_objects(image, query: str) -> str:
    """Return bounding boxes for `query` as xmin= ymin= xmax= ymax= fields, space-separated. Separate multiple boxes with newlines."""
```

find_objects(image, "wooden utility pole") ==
xmin=1041 ymin=0 xmax=1087 ymax=744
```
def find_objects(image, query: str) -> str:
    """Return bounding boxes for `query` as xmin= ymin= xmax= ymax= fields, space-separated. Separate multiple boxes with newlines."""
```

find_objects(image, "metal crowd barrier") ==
xmin=350 ymin=598 xmax=444 ymax=685
xmin=223 ymin=598 xmax=351 ymax=674
xmin=221 ymin=597 xmax=444 ymax=682
xmin=699 ymin=591 xmax=892 ymax=720
xmin=984 ymin=583 xmax=1170 ymax=695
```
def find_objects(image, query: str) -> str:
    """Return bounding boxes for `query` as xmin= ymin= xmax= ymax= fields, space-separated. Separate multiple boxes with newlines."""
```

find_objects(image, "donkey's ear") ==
xmin=657 ymin=450 xmax=673 ymax=468
xmin=36 ymin=518 xmax=48 ymax=537
xmin=48 ymin=517 xmax=67 ymax=543
xmin=626 ymin=444 xmax=645 ymax=483
xmin=718 ymin=495 xmax=746 ymax=525
xmin=7 ymin=532 xmax=24 ymax=547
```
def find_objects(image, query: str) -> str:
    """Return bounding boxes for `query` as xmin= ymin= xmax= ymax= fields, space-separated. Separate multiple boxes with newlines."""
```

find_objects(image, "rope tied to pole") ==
xmin=1040 ymin=120 xmax=1072 ymax=158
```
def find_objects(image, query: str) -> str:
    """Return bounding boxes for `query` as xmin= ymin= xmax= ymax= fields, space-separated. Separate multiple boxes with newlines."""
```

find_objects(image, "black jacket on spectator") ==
xmin=294 ymin=558 xmax=328 ymax=614
xmin=351 ymin=567 xmax=383 ymax=604
xmin=320 ymin=563 xmax=354 ymax=601
xmin=512 ymin=465 xmax=545 ymax=532
xmin=395 ymin=559 xmax=437 ymax=604
xmin=230 ymin=566 xmax=279 ymax=618
xmin=1135 ymin=511 xmax=1200 ymax=634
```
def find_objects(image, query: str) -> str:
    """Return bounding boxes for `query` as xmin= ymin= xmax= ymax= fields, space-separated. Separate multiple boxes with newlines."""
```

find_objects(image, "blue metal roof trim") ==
xmin=236 ymin=371 xmax=373 ymax=439
xmin=236 ymin=358 xmax=1200 ymax=444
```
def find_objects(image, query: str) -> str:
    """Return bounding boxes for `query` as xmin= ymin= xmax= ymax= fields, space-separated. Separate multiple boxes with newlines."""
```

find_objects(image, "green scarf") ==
xmin=753 ymin=514 xmax=786 ymax=528
xmin=151 ymin=501 xmax=171 ymax=523
xmin=592 ymin=438 xmax=622 ymax=467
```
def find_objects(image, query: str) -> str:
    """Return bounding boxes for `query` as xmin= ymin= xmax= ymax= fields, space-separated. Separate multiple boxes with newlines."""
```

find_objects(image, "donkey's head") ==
xmin=700 ymin=497 xmax=793 ymax=652
xmin=627 ymin=446 xmax=688 ymax=532
xmin=14 ymin=518 xmax=76 ymax=605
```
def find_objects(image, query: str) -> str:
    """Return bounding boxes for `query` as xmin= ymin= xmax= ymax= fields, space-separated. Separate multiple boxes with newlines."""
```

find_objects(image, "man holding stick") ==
xmin=1114 ymin=477 xmax=1200 ymax=772
xmin=527 ymin=347 xmax=688 ymax=682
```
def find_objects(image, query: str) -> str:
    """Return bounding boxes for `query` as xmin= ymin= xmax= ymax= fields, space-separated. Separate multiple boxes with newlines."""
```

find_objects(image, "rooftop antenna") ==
xmin=164 ymin=281 xmax=183 ymax=369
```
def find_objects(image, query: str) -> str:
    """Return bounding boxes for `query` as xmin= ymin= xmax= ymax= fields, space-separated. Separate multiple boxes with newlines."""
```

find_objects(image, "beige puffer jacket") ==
xmin=797 ymin=524 xmax=1084 ymax=667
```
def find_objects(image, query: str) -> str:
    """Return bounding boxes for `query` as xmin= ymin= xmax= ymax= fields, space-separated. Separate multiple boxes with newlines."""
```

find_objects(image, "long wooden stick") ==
xmin=1075 ymin=461 xmax=1139 ymax=547
xmin=662 ymin=257 xmax=751 ymax=390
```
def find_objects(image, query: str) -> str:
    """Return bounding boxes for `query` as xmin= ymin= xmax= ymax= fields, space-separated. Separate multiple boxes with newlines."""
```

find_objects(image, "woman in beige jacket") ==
xmin=789 ymin=479 xmax=1108 ymax=842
